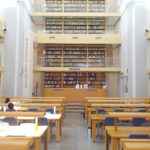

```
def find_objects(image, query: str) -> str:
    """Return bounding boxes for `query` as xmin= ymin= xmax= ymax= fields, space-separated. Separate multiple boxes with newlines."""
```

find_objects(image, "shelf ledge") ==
xmin=31 ymin=12 xmax=121 ymax=18
xmin=34 ymin=67 xmax=121 ymax=73
xmin=35 ymin=33 xmax=121 ymax=45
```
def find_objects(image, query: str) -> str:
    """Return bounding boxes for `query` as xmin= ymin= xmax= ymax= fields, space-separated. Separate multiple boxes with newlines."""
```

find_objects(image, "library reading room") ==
xmin=0 ymin=0 xmax=150 ymax=150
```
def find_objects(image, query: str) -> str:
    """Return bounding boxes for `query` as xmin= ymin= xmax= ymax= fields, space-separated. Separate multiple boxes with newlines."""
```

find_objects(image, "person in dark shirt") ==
xmin=7 ymin=103 xmax=15 ymax=112
xmin=3 ymin=102 xmax=16 ymax=125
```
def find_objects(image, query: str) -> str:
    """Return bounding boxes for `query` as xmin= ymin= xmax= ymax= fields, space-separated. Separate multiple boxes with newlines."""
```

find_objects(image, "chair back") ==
xmin=129 ymin=134 xmax=150 ymax=139
xmin=46 ymin=108 xmax=54 ymax=114
xmin=132 ymin=117 xmax=146 ymax=126
xmin=104 ymin=117 xmax=115 ymax=126
xmin=3 ymin=117 xmax=18 ymax=126
xmin=38 ymin=118 xmax=48 ymax=126
xmin=96 ymin=109 xmax=106 ymax=114
xmin=28 ymin=108 xmax=38 ymax=112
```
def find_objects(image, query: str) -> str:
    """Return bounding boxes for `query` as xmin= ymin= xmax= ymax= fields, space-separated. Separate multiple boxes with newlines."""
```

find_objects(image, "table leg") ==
xmin=60 ymin=119 xmax=62 ymax=137
xmin=88 ymin=111 xmax=91 ymax=128
xmin=47 ymin=122 xmax=51 ymax=142
xmin=43 ymin=129 xmax=48 ymax=150
xmin=85 ymin=106 xmax=88 ymax=120
xmin=34 ymin=138 xmax=41 ymax=150
xmin=105 ymin=131 xmax=109 ymax=150
xmin=111 ymin=137 xmax=118 ymax=150
xmin=56 ymin=119 xmax=61 ymax=142
xmin=92 ymin=120 xmax=96 ymax=143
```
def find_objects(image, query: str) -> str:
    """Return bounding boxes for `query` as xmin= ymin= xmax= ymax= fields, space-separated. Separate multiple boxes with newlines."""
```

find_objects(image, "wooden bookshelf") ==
xmin=35 ymin=45 xmax=120 ymax=69
xmin=44 ymin=72 xmax=106 ymax=88
xmin=32 ymin=0 xmax=119 ymax=13
xmin=32 ymin=0 xmax=121 ymax=97
xmin=32 ymin=1 xmax=121 ymax=44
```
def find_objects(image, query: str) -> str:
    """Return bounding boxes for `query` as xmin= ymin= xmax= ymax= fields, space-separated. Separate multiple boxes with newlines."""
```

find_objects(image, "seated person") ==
xmin=5 ymin=97 xmax=10 ymax=104
xmin=3 ymin=103 xmax=17 ymax=125
xmin=6 ymin=103 xmax=15 ymax=112
xmin=3 ymin=97 xmax=11 ymax=111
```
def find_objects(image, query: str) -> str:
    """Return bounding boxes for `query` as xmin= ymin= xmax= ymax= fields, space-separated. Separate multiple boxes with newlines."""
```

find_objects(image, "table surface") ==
xmin=0 ymin=124 xmax=47 ymax=137
xmin=91 ymin=112 xmax=150 ymax=120
xmin=108 ymin=112 xmax=150 ymax=118
xmin=106 ymin=126 xmax=150 ymax=138
xmin=0 ymin=113 xmax=61 ymax=121
xmin=123 ymin=142 xmax=150 ymax=150
xmin=91 ymin=103 xmax=150 ymax=107
xmin=45 ymin=113 xmax=61 ymax=120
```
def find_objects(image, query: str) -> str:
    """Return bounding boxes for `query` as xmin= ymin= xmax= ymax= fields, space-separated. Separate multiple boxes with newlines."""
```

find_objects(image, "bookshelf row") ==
xmin=32 ymin=0 xmax=118 ymax=13
xmin=45 ymin=17 xmax=106 ymax=34
xmin=44 ymin=72 xmax=106 ymax=88
xmin=34 ymin=17 xmax=119 ymax=35
xmin=36 ymin=45 xmax=120 ymax=68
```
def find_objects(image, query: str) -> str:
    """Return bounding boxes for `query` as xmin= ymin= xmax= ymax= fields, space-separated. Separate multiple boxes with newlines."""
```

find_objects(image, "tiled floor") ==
xmin=48 ymin=113 xmax=105 ymax=150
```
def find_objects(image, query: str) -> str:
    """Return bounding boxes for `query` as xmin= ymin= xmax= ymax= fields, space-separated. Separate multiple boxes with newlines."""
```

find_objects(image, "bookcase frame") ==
xmin=32 ymin=0 xmax=121 ymax=97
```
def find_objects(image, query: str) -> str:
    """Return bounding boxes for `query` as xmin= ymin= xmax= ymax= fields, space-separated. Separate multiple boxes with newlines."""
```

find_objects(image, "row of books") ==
xmin=44 ymin=72 xmax=106 ymax=88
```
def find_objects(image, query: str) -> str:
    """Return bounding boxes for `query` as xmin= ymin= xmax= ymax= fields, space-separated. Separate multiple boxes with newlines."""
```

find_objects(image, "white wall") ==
xmin=0 ymin=0 xmax=18 ymax=96
xmin=120 ymin=0 xmax=149 ymax=97
xmin=144 ymin=1 xmax=150 ymax=96
xmin=14 ymin=0 xmax=33 ymax=96
xmin=0 ymin=0 xmax=33 ymax=96
xmin=134 ymin=4 xmax=147 ymax=97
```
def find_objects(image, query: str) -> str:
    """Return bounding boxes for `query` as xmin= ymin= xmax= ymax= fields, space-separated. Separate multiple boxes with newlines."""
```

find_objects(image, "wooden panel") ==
xmin=0 ymin=137 xmax=33 ymax=150
xmin=106 ymin=72 xmax=120 ymax=96
xmin=35 ymin=33 xmax=121 ymax=44
xmin=43 ymin=88 xmax=107 ymax=102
